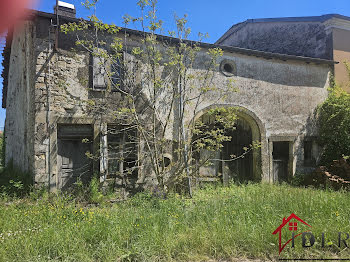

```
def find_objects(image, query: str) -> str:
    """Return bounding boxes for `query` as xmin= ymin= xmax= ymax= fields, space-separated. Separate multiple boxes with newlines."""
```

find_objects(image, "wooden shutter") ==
xmin=93 ymin=55 xmax=107 ymax=90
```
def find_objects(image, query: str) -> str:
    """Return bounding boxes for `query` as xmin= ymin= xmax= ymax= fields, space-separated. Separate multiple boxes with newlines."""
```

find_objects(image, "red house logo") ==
xmin=272 ymin=213 xmax=312 ymax=254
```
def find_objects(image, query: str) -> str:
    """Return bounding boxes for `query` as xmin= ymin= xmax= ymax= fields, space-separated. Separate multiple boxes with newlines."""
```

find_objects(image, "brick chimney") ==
xmin=54 ymin=1 xmax=76 ymax=18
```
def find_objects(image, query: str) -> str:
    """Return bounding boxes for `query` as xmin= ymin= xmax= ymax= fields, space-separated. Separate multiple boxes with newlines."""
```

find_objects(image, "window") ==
xmin=304 ymin=139 xmax=318 ymax=167
xmin=107 ymin=125 xmax=138 ymax=179
xmin=110 ymin=57 xmax=123 ymax=91
xmin=220 ymin=59 xmax=237 ymax=77
xmin=92 ymin=54 xmax=124 ymax=91
xmin=92 ymin=55 xmax=107 ymax=90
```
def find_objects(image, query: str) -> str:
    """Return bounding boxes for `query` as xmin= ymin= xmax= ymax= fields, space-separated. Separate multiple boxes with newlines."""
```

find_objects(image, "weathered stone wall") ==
xmin=186 ymin=54 xmax=330 ymax=180
xmin=33 ymin=19 xmax=157 ymax=189
xmin=4 ymin=17 xmax=332 ymax=189
xmin=217 ymin=21 xmax=333 ymax=60
xmin=4 ymin=22 xmax=35 ymax=173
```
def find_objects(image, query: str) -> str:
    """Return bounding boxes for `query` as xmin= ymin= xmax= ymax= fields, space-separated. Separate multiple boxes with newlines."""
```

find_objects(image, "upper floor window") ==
xmin=110 ymin=57 xmax=123 ymax=91
xmin=92 ymin=55 xmax=108 ymax=90
xmin=220 ymin=59 xmax=237 ymax=77
xmin=92 ymin=54 xmax=124 ymax=91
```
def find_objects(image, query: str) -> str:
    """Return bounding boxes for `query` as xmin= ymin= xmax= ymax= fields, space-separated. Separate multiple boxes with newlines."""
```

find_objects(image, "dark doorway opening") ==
xmin=272 ymin=141 xmax=290 ymax=182
xmin=195 ymin=115 xmax=254 ymax=184
xmin=57 ymin=125 xmax=93 ymax=190
xmin=222 ymin=119 xmax=253 ymax=183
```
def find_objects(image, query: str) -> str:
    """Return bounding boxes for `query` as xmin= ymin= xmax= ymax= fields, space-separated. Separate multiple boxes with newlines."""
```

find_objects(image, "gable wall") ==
xmin=217 ymin=21 xmax=333 ymax=60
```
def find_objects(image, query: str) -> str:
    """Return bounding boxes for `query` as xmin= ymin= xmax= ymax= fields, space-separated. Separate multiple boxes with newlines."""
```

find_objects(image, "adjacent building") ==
xmin=216 ymin=14 xmax=350 ymax=91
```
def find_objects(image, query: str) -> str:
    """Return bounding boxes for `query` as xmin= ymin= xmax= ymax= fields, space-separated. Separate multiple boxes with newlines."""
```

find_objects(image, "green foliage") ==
xmin=81 ymin=0 xmax=99 ymax=9
xmin=192 ymin=107 xmax=238 ymax=152
xmin=290 ymin=172 xmax=327 ymax=188
xmin=318 ymin=85 xmax=350 ymax=165
xmin=207 ymin=106 xmax=238 ymax=129
xmin=88 ymin=176 xmax=104 ymax=204
xmin=0 ymin=184 xmax=350 ymax=260
xmin=70 ymin=175 xmax=105 ymax=204
xmin=0 ymin=161 xmax=33 ymax=197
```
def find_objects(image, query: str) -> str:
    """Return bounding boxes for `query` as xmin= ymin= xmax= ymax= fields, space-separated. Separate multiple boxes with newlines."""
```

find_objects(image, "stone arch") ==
xmin=192 ymin=105 xmax=268 ymax=182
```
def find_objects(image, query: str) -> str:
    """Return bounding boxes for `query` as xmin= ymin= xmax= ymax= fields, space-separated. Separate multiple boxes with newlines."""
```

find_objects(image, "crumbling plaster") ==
xmin=4 ymin=22 xmax=35 ymax=174
xmin=4 ymin=19 xmax=332 ymax=188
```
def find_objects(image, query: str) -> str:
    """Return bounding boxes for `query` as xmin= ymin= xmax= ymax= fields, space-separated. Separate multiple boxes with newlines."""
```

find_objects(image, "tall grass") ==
xmin=0 ymin=184 xmax=350 ymax=261
xmin=0 ymin=161 xmax=33 ymax=197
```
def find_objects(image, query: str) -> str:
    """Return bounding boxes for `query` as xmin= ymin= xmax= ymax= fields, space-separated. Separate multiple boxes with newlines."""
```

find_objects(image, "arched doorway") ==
xmin=193 ymin=106 xmax=264 ymax=184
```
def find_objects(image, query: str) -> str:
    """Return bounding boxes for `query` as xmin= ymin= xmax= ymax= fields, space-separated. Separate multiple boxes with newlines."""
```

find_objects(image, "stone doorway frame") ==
xmin=268 ymin=135 xmax=297 ymax=183
xmin=192 ymin=105 xmax=269 ymax=182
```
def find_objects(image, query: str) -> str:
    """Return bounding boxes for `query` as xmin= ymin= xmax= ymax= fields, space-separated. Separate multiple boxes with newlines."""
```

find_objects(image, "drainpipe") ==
xmin=55 ymin=0 xmax=59 ymax=50
xmin=45 ymin=1 xmax=60 ymax=191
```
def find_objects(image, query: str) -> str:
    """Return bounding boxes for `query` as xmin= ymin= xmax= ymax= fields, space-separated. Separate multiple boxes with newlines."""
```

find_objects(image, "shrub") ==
xmin=290 ymin=172 xmax=328 ymax=189
xmin=88 ymin=176 xmax=104 ymax=204
xmin=318 ymin=86 xmax=350 ymax=165
xmin=0 ymin=160 xmax=33 ymax=197
xmin=68 ymin=175 xmax=107 ymax=204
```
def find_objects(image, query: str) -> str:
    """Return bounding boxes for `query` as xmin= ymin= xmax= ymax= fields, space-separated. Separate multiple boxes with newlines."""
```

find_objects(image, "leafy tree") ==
xmin=318 ymin=69 xmax=350 ymax=165
xmin=61 ymin=0 xmax=258 ymax=195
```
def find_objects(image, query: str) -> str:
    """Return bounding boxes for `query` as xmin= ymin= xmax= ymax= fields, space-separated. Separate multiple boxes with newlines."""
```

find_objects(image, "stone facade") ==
xmin=2 ymin=10 xmax=334 ymax=190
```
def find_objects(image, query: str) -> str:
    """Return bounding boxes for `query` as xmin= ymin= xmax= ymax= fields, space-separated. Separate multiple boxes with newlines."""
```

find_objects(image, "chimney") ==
xmin=54 ymin=1 xmax=76 ymax=18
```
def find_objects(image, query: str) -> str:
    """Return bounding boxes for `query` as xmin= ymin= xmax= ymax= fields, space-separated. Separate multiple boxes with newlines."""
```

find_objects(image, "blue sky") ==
xmin=0 ymin=0 xmax=350 ymax=128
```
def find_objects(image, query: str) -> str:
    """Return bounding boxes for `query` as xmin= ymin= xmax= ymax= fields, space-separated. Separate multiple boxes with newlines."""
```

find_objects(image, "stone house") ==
xmin=1 ymin=3 xmax=341 ymax=190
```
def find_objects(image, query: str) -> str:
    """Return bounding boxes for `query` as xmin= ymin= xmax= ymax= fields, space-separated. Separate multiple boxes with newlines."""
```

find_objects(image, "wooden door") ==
xmin=272 ymin=141 xmax=289 ymax=182
xmin=58 ymin=139 xmax=93 ymax=190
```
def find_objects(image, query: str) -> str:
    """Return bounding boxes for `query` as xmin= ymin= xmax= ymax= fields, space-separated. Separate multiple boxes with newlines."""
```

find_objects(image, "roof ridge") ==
xmin=29 ymin=9 xmax=337 ymax=65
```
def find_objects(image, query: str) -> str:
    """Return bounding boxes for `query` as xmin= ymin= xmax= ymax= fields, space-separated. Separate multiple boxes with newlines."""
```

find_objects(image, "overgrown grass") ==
xmin=0 ymin=161 xmax=33 ymax=198
xmin=0 ymin=184 xmax=350 ymax=261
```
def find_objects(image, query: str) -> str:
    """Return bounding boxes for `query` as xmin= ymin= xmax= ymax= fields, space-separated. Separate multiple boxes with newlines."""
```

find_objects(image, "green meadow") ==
xmin=0 ymin=184 xmax=350 ymax=261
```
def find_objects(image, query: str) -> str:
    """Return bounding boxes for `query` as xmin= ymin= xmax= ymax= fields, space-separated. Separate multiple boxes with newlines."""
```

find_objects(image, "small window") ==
xmin=224 ymin=63 xmax=234 ymax=73
xmin=304 ymin=139 xmax=318 ymax=167
xmin=220 ymin=59 xmax=237 ymax=77
xmin=110 ymin=57 xmax=124 ymax=91
xmin=92 ymin=54 xmax=125 ymax=92
xmin=92 ymin=55 xmax=107 ymax=90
